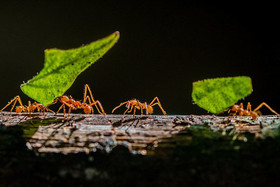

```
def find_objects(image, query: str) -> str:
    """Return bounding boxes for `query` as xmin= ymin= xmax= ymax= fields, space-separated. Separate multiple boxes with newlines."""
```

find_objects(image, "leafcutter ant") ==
xmin=112 ymin=97 xmax=167 ymax=116
xmin=228 ymin=102 xmax=280 ymax=120
xmin=52 ymin=84 xmax=106 ymax=116
xmin=0 ymin=96 xmax=54 ymax=114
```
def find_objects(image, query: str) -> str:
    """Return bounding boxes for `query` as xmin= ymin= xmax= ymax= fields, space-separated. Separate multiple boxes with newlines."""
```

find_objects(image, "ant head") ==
xmin=146 ymin=105 xmax=153 ymax=114
xmin=231 ymin=105 xmax=239 ymax=112
xmin=16 ymin=106 xmax=24 ymax=113
xmin=84 ymin=105 xmax=92 ymax=114
xmin=60 ymin=96 xmax=69 ymax=102
xmin=250 ymin=111 xmax=258 ymax=120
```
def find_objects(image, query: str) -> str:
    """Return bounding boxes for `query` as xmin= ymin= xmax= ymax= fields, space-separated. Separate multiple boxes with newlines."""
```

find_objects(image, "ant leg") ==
xmin=57 ymin=101 xmax=74 ymax=114
xmin=151 ymin=102 xmax=167 ymax=115
xmin=68 ymin=106 xmax=72 ymax=115
xmin=149 ymin=97 xmax=167 ymax=115
xmin=227 ymin=109 xmax=237 ymax=116
xmin=228 ymin=105 xmax=238 ymax=116
xmin=120 ymin=102 xmax=131 ymax=115
xmin=42 ymin=108 xmax=46 ymax=117
xmin=63 ymin=105 xmax=66 ymax=117
xmin=86 ymin=96 xmax=104 ymax=115
xmin=91 ymin=100 xmax=106 ymax=115
xmin=112 ymin=101 xmax=129 ymax=113
xmin=89 ymin=100 xmax=102 ymax=114
xmin=145 ymin=103 xmax=148 ymax=115
xmin=44 ymin=101 xmax=55 ymax=114
xmin=51 ymin=98 xmax=60 ymax=106
xmin=28 ymin=101 xmax=32 ymax=116
xmin=83 ymin=85 xmax=106 ymax=115
xmin=95 ymin=100 xmax=106 ymax=115
xmin=90 ymin=106 xmax=94 ymax=114
xmin=84 ymin=95 xmax=91 ymax=104
xmin=128 ymin=104 xmax=135 ymax=113
xmin=246 ymin=102 xmax=252 ymax=111
xmin=62 ymin=102 xmax=75 ymax=117
xmin=123 ymin=106 xmax=131 ymax=115
xmin=1 ymin=96 xmax=23 ymax=112
xmin=253 ymin=102 xmax=280 ymax=116
xmin=57 ymin=104 xmax=65 ymax=114
xmin=83 ymin=84 xmax=89 ymax=103
xmin=133 ymin=107 xmax=137 ymax=116
xmin=11 ymin=96 xmax=24 ymax=114
xmin=10 ymin=97 xmax=20 ymax=114
xmin=46 ymin=107 xmax=55 ymax=114
xmin=83 ymin=84 xmax=95 ymax=104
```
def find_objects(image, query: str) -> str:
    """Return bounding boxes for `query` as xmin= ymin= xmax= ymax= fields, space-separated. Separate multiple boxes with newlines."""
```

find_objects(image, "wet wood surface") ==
xmin=1 ymin=112 xmax=280 ymax=154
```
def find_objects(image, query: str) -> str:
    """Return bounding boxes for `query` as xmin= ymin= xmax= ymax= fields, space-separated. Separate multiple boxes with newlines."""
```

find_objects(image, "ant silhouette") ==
xmin=112 ymin=97 xmax=167 ymax=116
xmin=0 ymin=96 xmax=54 ymax=114
xmin=228 ymin=102 xmax=280 ymax=120
xmin=52 ymin=84 xmax=105 ymax=116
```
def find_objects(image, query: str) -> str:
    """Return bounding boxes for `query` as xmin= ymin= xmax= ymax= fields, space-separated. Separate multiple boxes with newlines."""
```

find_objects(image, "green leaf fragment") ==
xmin=192 ymin=76 xmax=253 ymax=113
xmin=20 ymin=31 xmax=120 ymax=106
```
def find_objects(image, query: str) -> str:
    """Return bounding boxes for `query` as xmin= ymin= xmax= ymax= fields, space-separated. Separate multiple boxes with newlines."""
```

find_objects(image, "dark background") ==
xmin=1 ymin=1 xmax=280 ymax=115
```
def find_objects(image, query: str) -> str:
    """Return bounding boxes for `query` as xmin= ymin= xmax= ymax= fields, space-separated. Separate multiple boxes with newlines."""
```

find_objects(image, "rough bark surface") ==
xmin=1 ymin=112 xmax=280 ymax=154
xmin=1 ymin=112 xmax=280 ymax=186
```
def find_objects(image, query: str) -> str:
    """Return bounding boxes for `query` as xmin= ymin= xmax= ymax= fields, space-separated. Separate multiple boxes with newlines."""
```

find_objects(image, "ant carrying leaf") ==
xmin=20 ymin=31 xmax=120 ymax=107
xmin=228 ymin=102 xmax=280 ymax=120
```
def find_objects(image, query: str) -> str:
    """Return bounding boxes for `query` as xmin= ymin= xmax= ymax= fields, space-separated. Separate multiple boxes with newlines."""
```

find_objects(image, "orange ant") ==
xmin=112 ymin=97 xmax=167 ymax=116
xmin=228 ymin=102 xmax=280 ymax=120
xmin=52 ymin=84 xmax=105 ymax=115
xmin=0 ymin=96 xmax=54 ymax=114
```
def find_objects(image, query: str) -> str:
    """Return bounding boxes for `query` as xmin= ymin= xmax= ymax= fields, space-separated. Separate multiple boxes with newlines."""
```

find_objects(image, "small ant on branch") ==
xmin=0 ymin=96 xmax=54 ymax=114
xmin=52 ymin=84 xmax=106 ymax=116
xmin=112 ymin=97 xmax=167 ymax=116
xmin=228 ymin=102 xmax=280 ymax=120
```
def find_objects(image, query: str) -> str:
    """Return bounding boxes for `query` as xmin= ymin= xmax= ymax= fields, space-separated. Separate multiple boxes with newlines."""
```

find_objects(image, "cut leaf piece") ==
xmin=20 ymin=31 xmax=120 ymax=106
xmin=192 ymin=76 xmax=253 ymax=113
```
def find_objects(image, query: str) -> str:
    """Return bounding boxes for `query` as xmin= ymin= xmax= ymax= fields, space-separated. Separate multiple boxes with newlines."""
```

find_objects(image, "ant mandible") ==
xmin=0 ymin=95 xmax=54 ymax=114
xmin=52 ymin=84 xmax=106 ymax=115
xmin=228 ymin=102 xmax=280 ymax=120
xmin=112 ymin=97 xmax=167 ymax=116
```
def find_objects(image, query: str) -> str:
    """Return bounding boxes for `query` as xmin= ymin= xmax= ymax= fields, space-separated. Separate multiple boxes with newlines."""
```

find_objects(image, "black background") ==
xmin=1 ymin=1 xmax=279 ymax=115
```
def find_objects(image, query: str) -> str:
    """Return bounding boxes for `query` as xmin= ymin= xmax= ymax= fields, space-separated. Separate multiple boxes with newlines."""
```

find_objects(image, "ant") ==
xmin=0 ymin=95 xmax=54 ymax=114
xmin=112 ymin=97 xmax=167 ymax=116
xmin=52 ymin=84 xmax=106 ymax=116
xmin=228 ymin=102 xmax=280 ymax=120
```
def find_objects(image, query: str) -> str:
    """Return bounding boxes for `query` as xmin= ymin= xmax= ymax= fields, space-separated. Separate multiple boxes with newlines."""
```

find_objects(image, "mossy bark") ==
xmin=1 ymin=112 xmax=280 ymax=186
